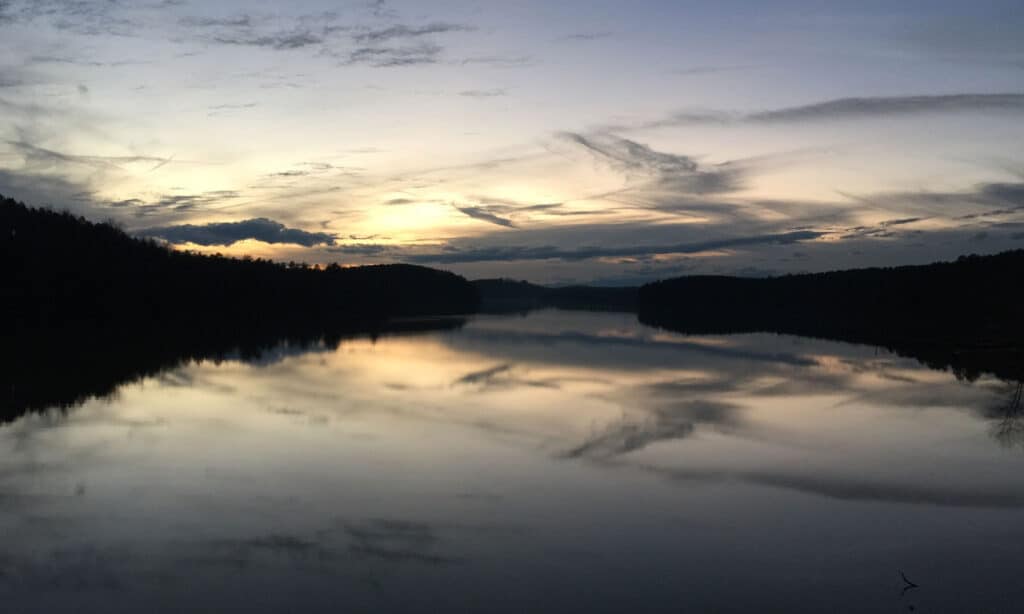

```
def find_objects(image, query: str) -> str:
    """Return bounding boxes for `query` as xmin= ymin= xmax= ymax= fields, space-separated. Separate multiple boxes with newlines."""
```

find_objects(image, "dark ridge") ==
xmin=473 ymin=278 xmax=637 ymax=312
xmin=638 ymin=251 xmax=1024 ymax=382
xmin=0 ymin=194 xmax=479 ymax=329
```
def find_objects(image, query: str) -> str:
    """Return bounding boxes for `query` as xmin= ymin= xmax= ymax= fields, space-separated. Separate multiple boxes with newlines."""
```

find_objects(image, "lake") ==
xmin=2 ymin=309 xmax=1023 ymax=613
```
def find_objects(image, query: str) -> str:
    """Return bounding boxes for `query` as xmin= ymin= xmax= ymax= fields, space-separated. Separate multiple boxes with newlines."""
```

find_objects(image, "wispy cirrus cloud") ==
xmin=841 ymin=180 xmax=1024 ymax=217
xmin=563 ymin=400 xmax=742 ymax=459
xmin=341 ymin=42 xmax=443 ymax=67
xmin=352 ymin=22 xmax=473 ymax=44
xmin=207 ymin=102 xmax=258 ymax=116
xmin=212 ymin=29 xmax=324 ymax=50
xmin=458 ymin=55 xmax=534 ymax=68
xmin=749 ymin=93 xmax=1024 ymax=122
xmin=178 ymin=15 xmax=253 ymax=28
xmin=558 ymin=132 xmax=748 ymax=200
xmin=6 ymin=139 xmax=172 ymax=171
xmin=0 ymin=0 xmax=140 ymax=36
xmin=118 ymin=190 xmax=242 ymax=217
xmin=642 ymin=93 xmax=1024 ymax=128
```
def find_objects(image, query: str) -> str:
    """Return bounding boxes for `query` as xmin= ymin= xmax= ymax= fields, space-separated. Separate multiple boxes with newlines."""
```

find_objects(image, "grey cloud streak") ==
xmin=353 ymin=22 xmax=473 ymax=44
xmin=647 ymin=93 xmax=1024 ymax=128
xmin=563 ymin=400 xmax=742 ymax=459
xmin=559 ymin=132 xmax=748 ymax=200
xmin=843 ymin=180 xmax=1024 ymax=217
xmin=453 ymin=204 xmax=517 ymax=228
xmin=213 ymin=30 xmax=324 ymax=50
xmin=342 ymin=43 xmax=443 ymax=67
xmin=640 ymin=464 xmax=1024 ymax=508
xmin=179 ymin=15 xmax=253 ymax=28
xmin=407 ymin=230 xmax=822 ymax=264
xmin=7 ymin=139 xmax=172 ymax=171
xmin=138 ymin=218 xmax=336 ymax=247
xmin=750 ymin=93 xmax=1024 ymax=122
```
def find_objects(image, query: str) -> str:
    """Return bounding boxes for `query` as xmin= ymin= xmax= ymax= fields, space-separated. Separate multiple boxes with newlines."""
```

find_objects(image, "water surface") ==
xmin=3 ymin=310 xmax=1024 ymax=612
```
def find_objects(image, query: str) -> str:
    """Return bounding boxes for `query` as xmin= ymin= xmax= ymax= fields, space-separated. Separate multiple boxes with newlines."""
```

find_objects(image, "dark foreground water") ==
xmin=3 ymin=310 xmax=1023 ymax=613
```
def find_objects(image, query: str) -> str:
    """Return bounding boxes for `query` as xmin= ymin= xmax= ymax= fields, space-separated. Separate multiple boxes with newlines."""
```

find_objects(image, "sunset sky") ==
xmin=1 ymin=0 xmax=1022 ymax=284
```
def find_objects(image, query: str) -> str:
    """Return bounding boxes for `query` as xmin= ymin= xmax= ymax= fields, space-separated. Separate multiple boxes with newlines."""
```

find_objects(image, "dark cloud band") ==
xmin=139 ymin=218 xmax=336 ymax=247
xmin=408 ymin=230 xmax=822 ymax=264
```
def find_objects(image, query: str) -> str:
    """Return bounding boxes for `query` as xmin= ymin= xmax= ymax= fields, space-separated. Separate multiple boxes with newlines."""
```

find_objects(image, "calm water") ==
xmin=3 ymin=310 xmax=1024 ymax=613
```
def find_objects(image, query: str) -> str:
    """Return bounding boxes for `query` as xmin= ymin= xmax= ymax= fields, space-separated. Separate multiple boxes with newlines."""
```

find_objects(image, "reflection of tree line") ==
xmin=1 ymin=194 xmax=479 ymax=422
xmin=638 ymin=266 xmax=1024 ymax=450
xmin=637 ymin=250 xmax=1024 ymax=384
xmin=1 ymin=318 xmax=467 ymax=424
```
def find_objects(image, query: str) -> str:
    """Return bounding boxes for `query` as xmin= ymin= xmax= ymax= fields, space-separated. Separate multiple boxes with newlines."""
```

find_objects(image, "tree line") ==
xmin=0 ymin=194 xmax=479 ymax=332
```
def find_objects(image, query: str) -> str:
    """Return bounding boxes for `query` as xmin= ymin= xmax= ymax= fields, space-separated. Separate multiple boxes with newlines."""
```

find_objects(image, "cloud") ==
xmin=138 ymin=218 xmax=336 ymax=246
xmin=408 ymin=230 xmax=822 ymax=263
xmin=651 ymin=93 xmax=1024 ymax=128
xmin=981 ymin=182 xmax=1024 ymax=205
xmin=179 ymin=15 xmax=253 ymax=28
xmin=352 ymin=22 xmax=473 ymax=44
xmin=563 ymin=400 xmax=742 ymax=459
xmin=749 ymin=93 xmax=1024 ymax=122
xmin=458 ymin=55 xmax=534 ymax=68
xmin=643 ymin=464 xmax=1024 ymax=508
xmin=2 ymin=0 xmax=139 ymax=36
xmin=27 ymin=55 xmax=149 ymax=68
xmin=561 ymin=132 xmax=697 ymax=174
xmin=843 ymin=180 xmax=1024 ymax=217
xmin=445 ymin=196 xmax=603 ymax=229
xmin=213 ymin=30 xmax=324 ymax=50
xmin=366 ymin=0 xmax=395 ymax=19
xmin=121 ymin=191 xmax=241 ymax=218
xmin=453 ymin=364 xmax=513 ymax=385
xmin=559 ymin=132 xmax=748 ymax=197
xmin=839 ymin=216 xmax=927 ymax=239
xmin=326 ymin=243 xmax=392 ymax=256
xmin=453 ymin=204 xmax=517 ymax=228
xmin=207 ymin=102 xmax=258 ymax=116
xmin=342 ymin=42 xmax=443 ymax=67
xmin=6 ymin=139 xmax=172 ymax=171
xmin=334 ymin=21 xmax=473 ymax=67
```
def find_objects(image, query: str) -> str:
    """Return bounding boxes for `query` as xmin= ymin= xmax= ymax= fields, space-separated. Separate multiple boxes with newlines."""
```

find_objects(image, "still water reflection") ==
xmin=2 ymin=310 xmax=1023 ymax=613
